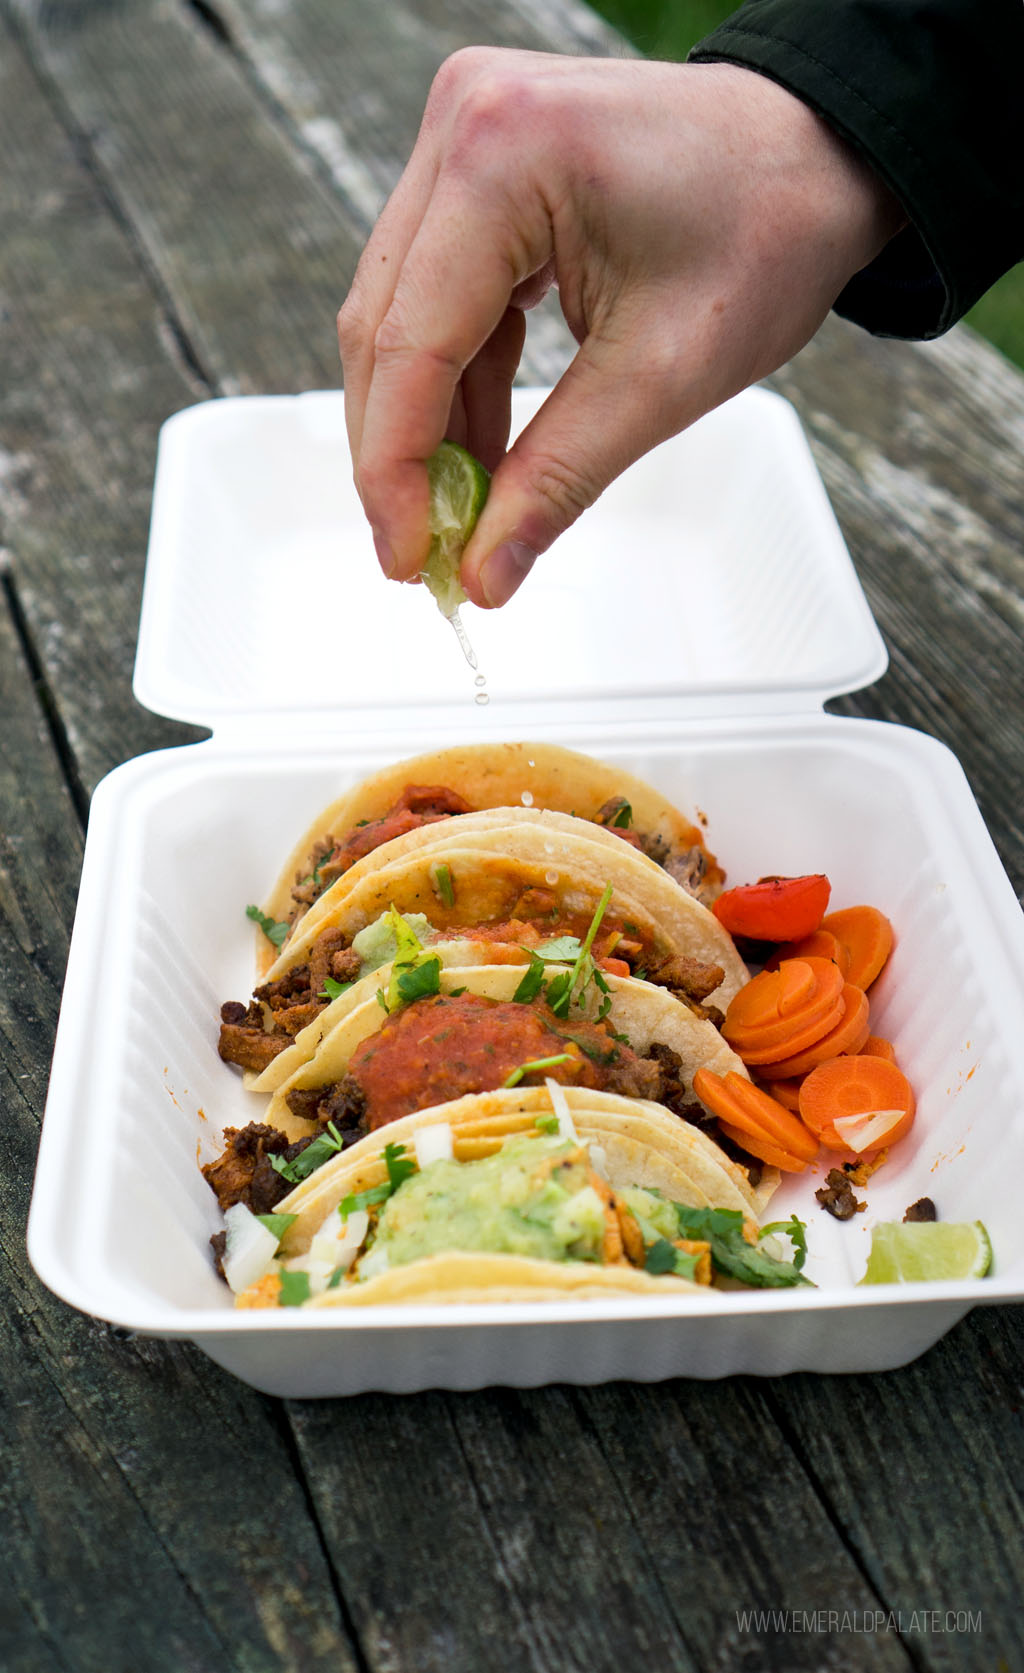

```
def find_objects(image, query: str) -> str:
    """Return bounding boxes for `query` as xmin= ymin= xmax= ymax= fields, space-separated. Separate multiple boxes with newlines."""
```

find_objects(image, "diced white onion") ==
xmin=544 ymin=1077 xmax=578 ymax=1142
xmin=358 ymin=1244 xmax=390 ymax=1281
xmin=833 ymin=1108 xmax=903 ymax=1150
xmin=309 ymin=1206 xmax=370 ymax=1273
xmin=298 ymin=1257 xmax=338 ymax=1298
xmin=222 ymin=1203 xmax=279 ymax=1295
xmin=414 ymin=1123 xmax=454 ymax=1167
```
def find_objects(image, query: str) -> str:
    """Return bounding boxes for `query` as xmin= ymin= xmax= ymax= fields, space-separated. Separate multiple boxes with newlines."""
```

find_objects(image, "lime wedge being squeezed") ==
xmin=858 ymin=1220 xmax=992 ymax=1285
xmin=421 ymin=440 xmax=491 ymax=619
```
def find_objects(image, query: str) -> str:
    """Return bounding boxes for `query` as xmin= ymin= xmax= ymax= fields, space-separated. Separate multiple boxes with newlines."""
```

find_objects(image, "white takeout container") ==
xmin=29 ymin=387 xmax=1024 ymax=1396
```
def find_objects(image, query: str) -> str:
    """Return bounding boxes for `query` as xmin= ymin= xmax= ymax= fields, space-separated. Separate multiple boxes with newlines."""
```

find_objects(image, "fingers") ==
xmin=459 ymin=331 xmax=684 ymax=608
xmin=354 ymin=177 xmax=550 ymax=579
xmin=338 ymin=145 xmax=443 ymax=477
xmin=458 ymin=306 xmax=526 ymax=472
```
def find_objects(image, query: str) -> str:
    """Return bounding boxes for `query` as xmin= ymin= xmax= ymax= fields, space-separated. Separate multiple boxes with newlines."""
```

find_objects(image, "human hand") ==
xmin=338 ymin=49 xmax=902 ymax=607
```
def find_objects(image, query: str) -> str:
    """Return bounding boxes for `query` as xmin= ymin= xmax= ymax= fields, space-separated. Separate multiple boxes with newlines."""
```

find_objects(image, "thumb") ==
xmin=460 ymin=339 xmax=678 ymax=608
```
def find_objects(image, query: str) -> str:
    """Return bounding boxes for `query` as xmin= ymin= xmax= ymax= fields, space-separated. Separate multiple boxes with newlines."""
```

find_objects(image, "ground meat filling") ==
xmin=642 ymin=954 xmax=726 ymax=1024
xmin=816 ymin=1169 xmax=865 ymax=1221
xmin=284 ymin=1074 xmax=367 ymax=1138
xmin=202 ymin=1122 xmax=316 ymax=1214
xmin=217 ymin=934 xmax=363 ymax=1073
xmin=292 ymin=784 xmax=474 ymax=911
xmin=591 ymin=799 xmax=718 ymax=900
xmin=904 ymin=1197 xmax=937 ymax=1223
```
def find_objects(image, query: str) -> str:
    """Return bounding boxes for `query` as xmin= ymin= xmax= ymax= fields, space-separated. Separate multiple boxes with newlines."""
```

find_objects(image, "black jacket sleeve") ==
xmin=689 ymin=0 xmax=1024 ymax=339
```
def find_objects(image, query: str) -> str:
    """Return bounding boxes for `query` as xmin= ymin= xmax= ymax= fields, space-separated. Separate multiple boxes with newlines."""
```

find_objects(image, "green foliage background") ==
xmin=589 ymin=0 xmax=1024 ymax=370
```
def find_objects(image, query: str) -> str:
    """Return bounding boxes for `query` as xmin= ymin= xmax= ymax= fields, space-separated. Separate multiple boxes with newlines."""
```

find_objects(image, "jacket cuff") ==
xmin=690 ymin=0 xmax=1024 ymax=339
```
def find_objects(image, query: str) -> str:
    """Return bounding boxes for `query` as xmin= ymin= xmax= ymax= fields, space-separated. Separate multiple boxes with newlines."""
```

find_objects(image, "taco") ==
xmin=255 ymin=741 xmax=726 ymax=973
xmin=220 ymin=821 xmax=749 ymax=1089
xmin=260 ymin=958 xmax=751 ymax=1142
xmin=213 ymin=1089 xmax=808 ymax=1309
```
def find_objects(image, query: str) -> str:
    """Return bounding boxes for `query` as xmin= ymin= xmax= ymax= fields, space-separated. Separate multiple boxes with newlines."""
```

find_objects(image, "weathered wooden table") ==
xmin=2 ymin=2 xmax=1022 ymax=1668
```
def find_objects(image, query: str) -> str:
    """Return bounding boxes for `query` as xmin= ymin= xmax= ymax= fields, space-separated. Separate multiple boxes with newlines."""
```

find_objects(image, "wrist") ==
xmin=693 ymin=62 xmax=906 ymax=283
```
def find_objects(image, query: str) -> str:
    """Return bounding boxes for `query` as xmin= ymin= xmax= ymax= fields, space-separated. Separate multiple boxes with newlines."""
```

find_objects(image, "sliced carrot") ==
xmin=821 ymin=906 xmax=893 ymax=990
xmin=717 ymin=1120 xmax=810 ymax=1174
xmin=859 ymin=1034 xmax=896 ymax=1062
xmin=756 ymin=1076 xmax=803 ymax=1113
xmin=693 ymin=1069 xmax=819 ymax=1163
xmin=711 ymin=874 xmax=831 ymax=942
xmin=798 ymin=1056 xmax=915 ymax=1154
xmin=755 ymin=983 xmax=871 ymax=1080
xmin=599 ymin=957 xmax=632 ymax=978
xmin=723 ymin=957 xmax=845 ymax=1056
xmin=765 ymin=928 xmax=851 ymax=976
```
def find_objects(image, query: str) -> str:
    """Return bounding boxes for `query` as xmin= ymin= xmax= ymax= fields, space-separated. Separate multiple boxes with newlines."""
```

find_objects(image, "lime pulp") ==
xmin=421 ymin=441 xmax=491 ymax=619
xmin=857 ymin=1220 xmax=992 ymax=1285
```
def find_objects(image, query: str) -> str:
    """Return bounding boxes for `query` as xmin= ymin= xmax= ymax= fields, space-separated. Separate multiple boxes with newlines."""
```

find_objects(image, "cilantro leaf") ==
xmin=246 ymin=904 xmax=289 ymax=948
xmin=643 ymin=1238 xmax=699 ymax=1281
xmin=543 ymin=967 xmax=574 ymax=1018
xmin=269 ymin=1122 xmax=346 ymax=1184
xmin=534 ymin=936 xmax=583 ymax=961
xmin=320 ymin=976 xmax=354 ymax=1001
xmin=611 ymin=800 xmax=632 ymax=829
xmin=513 ymin=952 xmax=547 ymax=1004
xmin=394 ymin=955 xmax=442 ymax=1005
xmin=338 ymin=1182 xmax=394 ymax=1217
xmin=254 ymin=1211 xmax=297 ymax=1241
xmin=760 ymin=1214 xmax=809 ymax=1273
xmin=383 ymin=1142 xmax=417 ymax=1190
xmin=644 ymin=1237 xmax=679 ymax=1275
xmin=674 ymin=1205 xmax=813 ymax=1287
xmin=311 ymin=849 xmax=338 ymax=889
xmin=277 ymin=1269 xmax=312 ymax=1307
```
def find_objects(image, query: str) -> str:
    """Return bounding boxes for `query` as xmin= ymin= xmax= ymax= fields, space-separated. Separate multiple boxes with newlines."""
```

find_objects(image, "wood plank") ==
xmin=0 ymin=606 xmax=354 ymax=1670
xmin=764 ymin=1302 xmax=1024 ymax=1669
xmin=0 ymin=8 xmax=207 ymax=794
xmin=7 ymin=0 xmax=367 ymax=394
xmin=212 ymin=0 xmax=628 ymax=230
xmin=289 ymin=1381 xmax=914 ymax=1672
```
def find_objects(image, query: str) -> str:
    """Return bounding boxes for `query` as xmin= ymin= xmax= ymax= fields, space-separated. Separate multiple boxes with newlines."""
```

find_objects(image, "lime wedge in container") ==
xmin=421 ymin=441 xmax=491 ymax=619
xmin=858 ymin=1220 xmax=992 ymax=1284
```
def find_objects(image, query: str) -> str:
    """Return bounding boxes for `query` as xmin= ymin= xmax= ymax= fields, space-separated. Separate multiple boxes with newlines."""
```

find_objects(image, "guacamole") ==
xmin=362 ymin=1135 xmax=615 ymax=1269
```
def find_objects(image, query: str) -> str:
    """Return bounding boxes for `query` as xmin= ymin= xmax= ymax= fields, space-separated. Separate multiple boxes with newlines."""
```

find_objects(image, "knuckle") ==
xmin=336 ymin=293 xmax=368 ymax=355
xmin=429 ymin=44 xmax=498 ymax=104
xmin=525 ymin=449 xmax=599 ymax=527
xmin=372 ymin=307 xmax=462 ymax=382
xmin=448 ymin=66 xmax=540 ymax=159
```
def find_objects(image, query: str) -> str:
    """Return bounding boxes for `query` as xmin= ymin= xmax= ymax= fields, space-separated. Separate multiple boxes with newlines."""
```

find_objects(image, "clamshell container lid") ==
xmin=135 ymin=387 xmax=887 ymax=733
